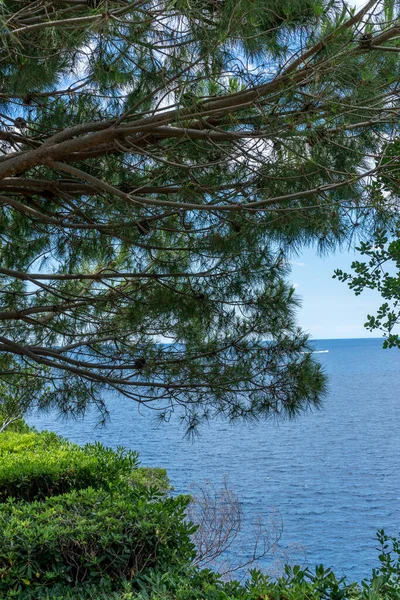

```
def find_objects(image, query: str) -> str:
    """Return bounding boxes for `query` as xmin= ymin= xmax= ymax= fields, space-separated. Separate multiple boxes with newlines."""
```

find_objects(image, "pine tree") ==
xmin=0 ymin=0 xmax=399 ymax=430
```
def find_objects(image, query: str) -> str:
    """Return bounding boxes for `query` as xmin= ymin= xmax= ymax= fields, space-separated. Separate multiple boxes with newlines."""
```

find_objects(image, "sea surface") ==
xmin=28 ymin=338 xmax=400 ymax=582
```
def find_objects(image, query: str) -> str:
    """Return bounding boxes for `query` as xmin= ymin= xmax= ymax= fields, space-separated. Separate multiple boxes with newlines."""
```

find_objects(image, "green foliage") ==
xmin=0 ymin=484 xmax=195 ymax=594
xmin=0 ymin=430 xmax=140 ymax=501
xmin=15 ymin=546 xmax=400 ymax=600
xmin=0 ymin=430 xmax=58 ymax=454
xmin=370 ymin=530 xmax=400 ymax=597
xmin=0 ymin=415 xmax=30 ymax=434
xmin=0 ymin=370 xmax=44 ymax=433
xmin=2 ymin=0 xmax=400 ymax=430
xmin=7 ymin=581 xmax=133 ymax=600
xmin=120 ymin=551 xmax=400 ymax=600
xmin=334 ymin=133 xmax=400 ymax=346
xmin=334 ymin=230 xmax=400 ymax=347
xmin=0 ymin=431 xmax=186 ymax=597
xmin=129 ymin=467 xmax=171 ymax=493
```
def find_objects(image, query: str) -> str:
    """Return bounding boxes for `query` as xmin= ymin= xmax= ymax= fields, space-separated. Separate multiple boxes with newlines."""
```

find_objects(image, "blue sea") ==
xmin=28 ymin=338 xmax=400 ymax=582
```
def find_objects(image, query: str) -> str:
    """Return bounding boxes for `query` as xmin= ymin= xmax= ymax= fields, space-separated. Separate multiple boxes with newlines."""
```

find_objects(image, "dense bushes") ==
xmin=0 ymin=485 xmax=195 ymax=594
xmin=0 ymin=429 xmax=193 ymax=597
xmin=0 ymin=430 xmax=142 ymax=501
xmin=11 ymin=559 xmax=400 ymax=600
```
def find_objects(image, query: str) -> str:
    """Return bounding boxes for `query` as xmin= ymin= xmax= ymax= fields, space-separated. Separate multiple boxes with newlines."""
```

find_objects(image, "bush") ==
xmin=0 ymin=430 xmax=57 ymax=454
xmin=134 ymin=567 xmax=238 ymax=599
xmin=5 ymin=563 xmax=398 ymax=600
xmin=6 ymin=581 xmax=133 ymax=600
xmin=129 ymin=467 xmax=171 ymax=493
xmin=0 ymin=431 xmax=140 ymax=501
xmin=0 ymin=484 xmax=196 ymax=594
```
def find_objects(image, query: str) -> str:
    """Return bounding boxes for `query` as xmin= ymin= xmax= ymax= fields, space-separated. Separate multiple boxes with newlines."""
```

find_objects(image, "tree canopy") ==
xmin=0 ymin=0 xmax=400 ymax=430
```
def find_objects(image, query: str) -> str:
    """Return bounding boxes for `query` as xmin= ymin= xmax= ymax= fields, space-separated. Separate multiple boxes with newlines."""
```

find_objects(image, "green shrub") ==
xmin=132 ymin=563 xmax=396 ymax=600
xmin=0 ymin=431 xmax=139 ymax=501
xmin=0 ymin=484 xmax=196 ymax=594
xmin=129 ymin=467 xmax=171 ymax=492
xmin=9 ymin=562 xmax=400 ymax=600
xmin=0 ymin=430 xmax=59 ymax=455
xmin=6 ymin=581 xmax=133 ymax=600
xmin=134 ymin=567 xmax=238 ymax=599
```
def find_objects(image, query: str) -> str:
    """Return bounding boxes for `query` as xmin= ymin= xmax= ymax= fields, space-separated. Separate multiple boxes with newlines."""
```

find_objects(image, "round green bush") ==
xmin=0 ymin=484 xmax=196 ymax=594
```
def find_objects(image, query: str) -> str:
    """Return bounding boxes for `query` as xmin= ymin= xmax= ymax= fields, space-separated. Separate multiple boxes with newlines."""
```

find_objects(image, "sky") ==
xmin=288 ymin=0 xmax=388 ymax=340
xmin=351 ymin=0 xmax=370 ymax=8
xmin=289 ymin=246 xmax=386 ymax=340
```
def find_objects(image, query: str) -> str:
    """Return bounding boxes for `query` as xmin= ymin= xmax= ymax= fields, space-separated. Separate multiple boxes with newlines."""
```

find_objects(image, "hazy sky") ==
xmin=351 ymin=0 xmax=370 ymax=8
xmin=289 ymin=247 xmax=385 ymax=340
